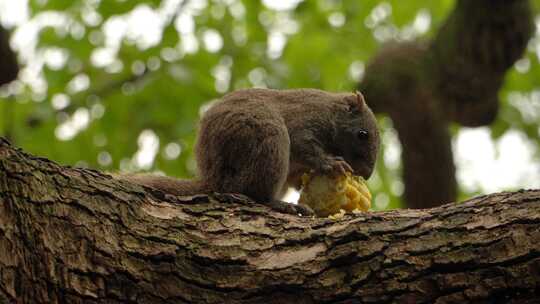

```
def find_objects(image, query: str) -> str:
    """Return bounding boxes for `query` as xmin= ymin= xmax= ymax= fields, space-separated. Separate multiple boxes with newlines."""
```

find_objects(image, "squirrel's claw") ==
xmin=320 ymin=156 xmax=353 ymax=176
xmin=267 ymin=200 xmax=314 ymax=216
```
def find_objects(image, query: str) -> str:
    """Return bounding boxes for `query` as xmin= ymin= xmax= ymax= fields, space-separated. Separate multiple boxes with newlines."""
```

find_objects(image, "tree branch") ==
xmin=360 ymin=0 xmax=534 ymax=208
xmin=430 ymin=0 xmax=534 ymax=126
xmin=0 ymin=26 xmax=18 ymax=86
xmin=0 ymin=138 xmax=539 ymax=303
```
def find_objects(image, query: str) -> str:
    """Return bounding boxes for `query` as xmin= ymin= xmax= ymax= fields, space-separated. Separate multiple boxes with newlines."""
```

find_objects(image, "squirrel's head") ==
xmin=335 ymin=91 xmax=380 ymax=179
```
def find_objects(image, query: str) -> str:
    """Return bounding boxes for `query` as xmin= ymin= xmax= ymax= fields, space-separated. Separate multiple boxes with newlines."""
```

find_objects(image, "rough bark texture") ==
xmin=360 ymin=0 xmax=534 ymax=209
xmin=1 ymin=139 xmax=540 ymax=303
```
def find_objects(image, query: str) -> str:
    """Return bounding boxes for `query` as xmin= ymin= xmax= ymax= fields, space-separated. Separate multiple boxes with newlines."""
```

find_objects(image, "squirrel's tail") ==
xmin=116 ymin=174 xmax=210 ymax=196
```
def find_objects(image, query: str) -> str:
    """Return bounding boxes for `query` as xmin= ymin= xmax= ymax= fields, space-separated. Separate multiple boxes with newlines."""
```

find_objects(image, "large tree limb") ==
xmin=0 ymin=139 xmax=539 ymax=303
xmin=431 ymin=0 xmax=534 ymax=126
xmin=360 ymin=0 xmax=534 ymax=209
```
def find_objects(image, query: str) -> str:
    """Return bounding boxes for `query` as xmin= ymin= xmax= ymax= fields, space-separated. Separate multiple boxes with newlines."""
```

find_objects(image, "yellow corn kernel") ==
xmin=298 ymin=172 xmax=371 ymax=217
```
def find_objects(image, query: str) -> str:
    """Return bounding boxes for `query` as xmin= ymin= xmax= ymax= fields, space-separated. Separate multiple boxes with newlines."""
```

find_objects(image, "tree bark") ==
xmin=0 ymin=139 xmax=539 ymax=303
xmin=360 ymin=0 xmax=534 ymax=209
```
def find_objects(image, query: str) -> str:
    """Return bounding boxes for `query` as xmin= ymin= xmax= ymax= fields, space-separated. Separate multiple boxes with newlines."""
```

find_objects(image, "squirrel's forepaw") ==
xmin=320 ymin=156 xmax=353 ymax=176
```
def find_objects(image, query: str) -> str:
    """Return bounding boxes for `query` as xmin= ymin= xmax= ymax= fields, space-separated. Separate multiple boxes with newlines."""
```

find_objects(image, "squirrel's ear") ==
xmin=344 ymin=91 xmax=366 ymax=113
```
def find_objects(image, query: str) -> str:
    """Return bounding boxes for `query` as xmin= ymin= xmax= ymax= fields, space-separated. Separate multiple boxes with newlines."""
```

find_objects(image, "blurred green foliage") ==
xmin=0 ymin=0 xmax=539 ymax=210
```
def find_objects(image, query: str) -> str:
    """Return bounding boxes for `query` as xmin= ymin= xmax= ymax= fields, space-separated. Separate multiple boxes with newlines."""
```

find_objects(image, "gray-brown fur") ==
xmin=119 ymin=174 xmax=210 ymax=196
xmin=122 ymin=88 xmax=380 ymax=210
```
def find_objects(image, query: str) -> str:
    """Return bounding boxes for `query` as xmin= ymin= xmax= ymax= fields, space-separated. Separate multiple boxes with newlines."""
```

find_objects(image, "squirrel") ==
xmin=121 ymin=88 xmax=380 ymax=216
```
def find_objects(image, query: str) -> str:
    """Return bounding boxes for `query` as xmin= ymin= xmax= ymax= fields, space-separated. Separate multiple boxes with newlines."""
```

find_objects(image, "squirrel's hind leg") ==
xmin=196 ymin=106 xmax=291 ymax=204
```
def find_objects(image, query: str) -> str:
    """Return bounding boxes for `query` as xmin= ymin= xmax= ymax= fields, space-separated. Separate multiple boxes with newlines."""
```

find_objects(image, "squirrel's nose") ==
xmin=355 ymin=161 xmax=375 ymax=180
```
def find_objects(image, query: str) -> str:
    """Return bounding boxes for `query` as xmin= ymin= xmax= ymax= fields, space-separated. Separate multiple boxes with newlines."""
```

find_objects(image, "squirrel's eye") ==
xmin=356 ymin=130 xmax=369 ymax=140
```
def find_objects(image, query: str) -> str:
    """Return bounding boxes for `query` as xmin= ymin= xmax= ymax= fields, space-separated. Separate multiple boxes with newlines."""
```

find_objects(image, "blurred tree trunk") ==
xmin=0 ymin=25 xmax=19 ymax=144
xmin=360 ymin=0 xmax=534 ymax=209
xmin=1 ymin=138 xmax=539 ymax=303
xmin=0 ymin=26 xmax=18 ymax=86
